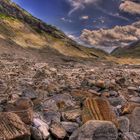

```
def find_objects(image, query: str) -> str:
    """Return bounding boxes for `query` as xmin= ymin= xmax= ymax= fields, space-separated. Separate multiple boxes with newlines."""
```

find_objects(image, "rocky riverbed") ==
xmin=0 ymin=53 xmax=140 ymax=140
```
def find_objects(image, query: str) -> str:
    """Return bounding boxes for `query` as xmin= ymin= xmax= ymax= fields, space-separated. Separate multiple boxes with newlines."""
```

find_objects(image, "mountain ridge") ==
xmin=0 ymin=0 xmax=108 ymax=61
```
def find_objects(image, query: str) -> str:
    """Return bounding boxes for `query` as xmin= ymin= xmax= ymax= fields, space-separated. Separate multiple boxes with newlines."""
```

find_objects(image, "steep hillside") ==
xmin=0 ymin=0 xmax=108 ymax=60
xmin=112 ymin=40 xmax=140 ymax=58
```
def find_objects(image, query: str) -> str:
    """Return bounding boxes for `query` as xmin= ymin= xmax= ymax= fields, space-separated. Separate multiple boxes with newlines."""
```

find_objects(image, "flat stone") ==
xmin=88 ymin=89 xmax=101 ymax=96
xmin=62 ymin=109 xmax=81 ymax=122
xmin=0 ymin=112 xmax=30 ymax=140
xmin=62 ymin=122 xmax=79 ymax=133
xmin=123 ymin=132 xmax=140 ymax=140
xmin=31 ymin=117 xmax=50 ymax=140
xmin=44 ymin=111 xmax=61 ymax=125
xmin=22 ymin=87 xmax=37 ymax=100
xmin=70 ymin=120 xmax=118 ymax=140
xmin=118 ymin=116 xmax=130 ymax=132
xmin=130 ymin=97 xmax=140 ymax=104
xmin=108 ymin=96 xmax=126 ymax=107
xmin=50 ymin=121 xmax=67 ymax=139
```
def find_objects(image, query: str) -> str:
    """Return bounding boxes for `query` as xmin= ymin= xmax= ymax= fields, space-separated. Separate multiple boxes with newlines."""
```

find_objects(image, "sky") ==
xmin=12 ymin=0 xmax=140 ymax=37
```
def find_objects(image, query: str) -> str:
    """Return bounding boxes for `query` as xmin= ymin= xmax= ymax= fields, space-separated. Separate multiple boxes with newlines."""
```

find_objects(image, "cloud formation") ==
xmin=120 ymin=0 xmax=140 ymax=15
xmin=67 ymin=0 xmax=100 ymax=16
xmin=80 ymin=15 xmax=89 ymax=20
xmin=80 ymin=21 xmax=140 ymax=48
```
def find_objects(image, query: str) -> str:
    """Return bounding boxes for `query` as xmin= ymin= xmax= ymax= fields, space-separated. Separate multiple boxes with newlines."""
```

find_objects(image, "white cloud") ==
xmin=80 ymin=21 xmax=140 ymax=48
xmin=120 ymin=0 xmax=140 ymax=15
xmin=67 ymin=0 xmax=100 ymax=16
xmin=61 ymin=17 xmax=72 ymax=23
xmin=80 ymin=15 xmax=89 ymax=20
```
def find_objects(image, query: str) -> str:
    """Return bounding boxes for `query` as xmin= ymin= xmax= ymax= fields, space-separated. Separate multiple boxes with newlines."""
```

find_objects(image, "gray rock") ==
xmin=70 ymin=120 xmax=118 ymax=140
xmin=62 ymin=122 xmax=79 ymax=133
xmin=42 ymin=99 xmax=58 ymax=111
xmin=44 ymin=111 xmax=61 ymax=125
xmin=22 ymin=87 xmax=37 ymax=100
xmin=123 ymin=132 xmax=140 ymax=140
xmin=130 ymin=107 xmax=140 ymax=134
xmin=31 ymin=117 xmax=50 ymax=140
xmin=109 ymin=91 xmax=119 ymax=97
xmin=118 ymin=116 xmax=130 ymax=132
xmin=108 ymin=96 xmax=126 ymax=107
xmin=130 ymin=97 xmax=140 ymax=104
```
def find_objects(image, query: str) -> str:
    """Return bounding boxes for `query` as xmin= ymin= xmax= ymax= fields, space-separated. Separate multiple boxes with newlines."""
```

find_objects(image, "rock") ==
xmin=88 ymin=89 xmax=101 ymax=96
xmin=52 ymin=93 xmax=76 ymax=109
xmin=128 ymin=86 xmax=138 ymax=92
xmin=95 ymin=80 xmax=106 ymax=88
xmin=123 ymin=132 xmax=140 ymax=140
xmin=130 ymin=97 xmax=140 ymax=104
xmin=22 ymin=87 xmax=37 ymax=100
xmin=0 ymin=79 xmax=7 ymax=94
xmin=62 ymin=109 xmax=81 ymax=122
xmin=130 ymin=107 xmax=140 ymax=134
xmin=0 ymin=112 xmax=30 ymax=140
xmin=122 ymin=102 xmax=140 ymax=114
xmin=14 ymin=97 xmax=33 ymax=109
xmin=62 ymin=122 xmax=79 ymax=133
xmin=5 ymin=97 xmax=34 ymax=124
xmin=109 ymin=91 xmax=119 ymax=97
xmin=44 ymin=111 xmax=61 ymax=125
xmin=108 ymin=96 xmax=126 ymax=107
xmin=82 ymin=97 xmax=118 ymax=127
xmin=70 ymin=90 xmax=93 ymax=101
xmin=70 ymin=120 xmax=118 ymax=140
xmin=31 ymin=117 xmax=50 ymax=140
xmin=42 ymin=99 xmax=59 ymax=111
xmin=116 ymin=77 xmax=126 ymax=86
xmin=50 ymin=121 xmax=67 ymax=139
xmin=118 ymin=116 xmax=130 ymax=132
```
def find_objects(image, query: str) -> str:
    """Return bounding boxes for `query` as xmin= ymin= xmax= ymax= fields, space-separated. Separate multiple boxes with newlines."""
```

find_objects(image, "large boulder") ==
xmin=130 ymin=107 xmax=140 ymax=134
xmin=0 ymin=112 xmax=30 ymax=140
xmin=82 ymin=98 xmax=118 ymax=127
xmin=70 ymin=120 xmax=118 ymax=140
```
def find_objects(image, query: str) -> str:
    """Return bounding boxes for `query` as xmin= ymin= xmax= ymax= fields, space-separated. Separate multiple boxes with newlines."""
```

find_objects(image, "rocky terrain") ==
xmin=0 ymin=52 xmax=139 ymax=140
xmin=0 ymin=0 xmax=140 ymax=140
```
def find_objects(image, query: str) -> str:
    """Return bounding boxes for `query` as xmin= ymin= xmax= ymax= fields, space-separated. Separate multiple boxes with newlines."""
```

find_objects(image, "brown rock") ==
xmin=82 ymin=97 xmax=118 ymax=127
xmin=5 ymin=98 xmax=34 ymax=124
xmin=70 ymin=89 xmax=94 ymax=102
xmin=95 ymin=80 xmax=106 ymax=88
xmin=122 ymin=102 xmax=140 ymax=114
xmin=0 ymin=112 xmax=30 ymax=140
xmin=62 ymin=109 xmax=81 ymax=122
xmin=50 ymin=121 xmax=67 ymax=139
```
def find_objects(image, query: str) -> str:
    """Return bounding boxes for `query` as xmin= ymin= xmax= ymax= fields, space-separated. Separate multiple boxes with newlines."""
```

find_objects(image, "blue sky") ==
xmin=12 ymin=0 xmax=139 ymax=36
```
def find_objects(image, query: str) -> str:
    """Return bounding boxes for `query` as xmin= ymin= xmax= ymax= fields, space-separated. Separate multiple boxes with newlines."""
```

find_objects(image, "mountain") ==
xmin=0 ymin=0 xmax=108 ymax=61
xmin=111 ymin=39 xmax=140 ymax=58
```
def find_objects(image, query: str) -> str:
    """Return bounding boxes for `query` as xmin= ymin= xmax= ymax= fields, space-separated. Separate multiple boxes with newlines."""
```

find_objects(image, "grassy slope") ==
xmin=0 ymin=0 xmax=108 ymax=59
